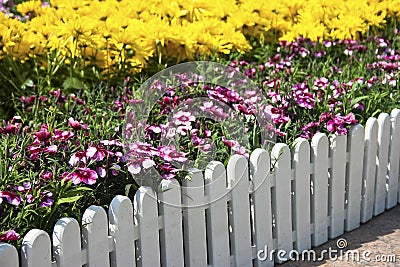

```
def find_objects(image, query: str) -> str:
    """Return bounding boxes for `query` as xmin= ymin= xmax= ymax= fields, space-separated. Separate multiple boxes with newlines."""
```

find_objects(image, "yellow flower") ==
xmin=16 ymin=0 xmax=45 ymax=18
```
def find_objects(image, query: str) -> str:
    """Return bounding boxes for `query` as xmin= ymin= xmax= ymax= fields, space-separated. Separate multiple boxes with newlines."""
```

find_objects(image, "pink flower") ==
xmin=176 ymin=125 xmax=192 ymax=136
xmin=69 ymin=151 xmax=87 ymax=166
xmin=39 ymin=192 xmax=54 ymax=207
xmin=147 ymin=125 xmax=162 ymax=134
xmin=270 ymin=107 xmax=291 ymax=125
xmin=173 ymin=111 xmax=195 ymax=126
xmin=0 ymin=191 xmax=21 ymax=206
xmin=127 ymin=158 xmax=155 ymax=174
xmin=301 ymin=121 xmax=320 ymax=139
xmin=222 ymin=136 xmax=238 ymax=147
xmin=128 ymin=142 xmax=158 ymax=157
xmin=14 ymin=182 xmax=31 ymax=193
xmin=158 ymin=145 xmax=188 ymax=163
xmin=43 ymin=145 xmax=57 ymax=154
xmin=1 ymin=123 xmax=20 ymax=135
xmin=111 ymin=164 xmax=121 ymax=176
xmin=100 ymin=139 xmax=123 ymax=147
xmin=21 ymin=95 xmax=36 ymax=104
xmin=52 ymin=129 xmax=74 ymax=141
xmin=325 ymin=114 xmax=353 ymax=135
xmin=343 ymin=113 xmax=357 ymax=124
xmin=41 ymin=171 xmax=53 ymax=180
xmin=69 ymin=167 xmax=98 ymax=185
xmin=97 ymin=166 xmax=106 ymax=178
xmin=27 ymin=145 xmax=41 ymax=160
xmin=237 ymin=104 xmax=256 ymax=115
xmin=313 ymin=77 xmax=329 ymax=90
xmin=200 ymin=101 xmax=229 ymax=119
xmin=68 ymin=118 xmax=88 ymax=131
xmin=353 ymin=102 xmax=365 ymax=111
xmin=232 ymin=145 xmax=249 ymax=158
xmin=0 ymin=230 xmax=20 ymax=242
xmin=86 ymin=146 xmax=107 ymax=161
xmin=222 ymin=136 xmax=249 ymax=157
xmin=50 ymin=89 xmax=67 ymax=103
xmin=35 ymin=130 xmax=51 ymax=142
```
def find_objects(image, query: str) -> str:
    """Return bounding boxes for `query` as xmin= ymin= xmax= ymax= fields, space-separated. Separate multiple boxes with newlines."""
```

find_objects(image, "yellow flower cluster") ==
xmin=0 ymin=0 xmax=398 ymax=74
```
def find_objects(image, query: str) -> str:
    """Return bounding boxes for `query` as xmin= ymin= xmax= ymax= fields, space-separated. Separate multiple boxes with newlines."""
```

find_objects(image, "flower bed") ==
xmin=0 ymin=0 xmax=400 ymax=248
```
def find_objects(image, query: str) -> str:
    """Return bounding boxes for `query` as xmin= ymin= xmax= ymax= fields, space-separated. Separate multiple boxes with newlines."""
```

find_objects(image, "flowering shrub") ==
xmin=0 ymin=82 xmax=134 ymax=247
xmin=0 ymin=0 xmax=399 ymax=249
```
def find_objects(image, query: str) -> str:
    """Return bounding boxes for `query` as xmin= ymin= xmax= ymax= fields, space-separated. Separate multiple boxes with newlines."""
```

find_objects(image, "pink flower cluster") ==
xmin=0 ymin=181 xmax=54 ymax=208
xmin=0 ymin=230 xmax=20 ymax=242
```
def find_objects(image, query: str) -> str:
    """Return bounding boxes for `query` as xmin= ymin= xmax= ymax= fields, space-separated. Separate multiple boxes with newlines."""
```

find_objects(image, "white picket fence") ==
xmin=1 ymin=109 xmax=400 ymax=267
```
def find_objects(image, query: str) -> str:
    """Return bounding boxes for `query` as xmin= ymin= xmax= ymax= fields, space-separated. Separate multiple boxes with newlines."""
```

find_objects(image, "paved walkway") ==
xmin=280 ymin=205 xmax=400 ymax=266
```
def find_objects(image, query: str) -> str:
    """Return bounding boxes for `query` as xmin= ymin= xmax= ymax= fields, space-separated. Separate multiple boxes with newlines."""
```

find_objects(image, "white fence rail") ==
xmin=1 ymin=109 xmax=400 ymax=267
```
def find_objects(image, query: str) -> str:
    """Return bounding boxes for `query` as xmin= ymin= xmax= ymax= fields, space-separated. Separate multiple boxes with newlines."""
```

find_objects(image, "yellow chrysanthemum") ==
xmin=0 ymin=0 xmax=397 ymax=73
xmin=16 ymin=0 xmax=45 ymax=17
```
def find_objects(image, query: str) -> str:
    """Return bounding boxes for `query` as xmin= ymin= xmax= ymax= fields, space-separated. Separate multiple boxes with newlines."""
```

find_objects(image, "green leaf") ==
xmin=56 ymin=195 xmax=83 ymax=204
xmin=350 ymin=95 xmax=370 ymax=106
xmin=62 ymin=187 xmax=92 ymax=197
xmin=125 ymin=184 xmax=134 ymax=196
xmin=62 ymin=77 xmax=85 ymax=89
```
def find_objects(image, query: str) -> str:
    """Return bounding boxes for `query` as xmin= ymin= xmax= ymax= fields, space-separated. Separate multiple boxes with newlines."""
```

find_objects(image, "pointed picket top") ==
xmin=82 ymin=205 xmax=110 ymax=267
xmin=204 ymin=161 xmax=230 ymax=267
xmin=310 ymin=133 xmax=329 ymax=246
xmin=0 ymin=243 xmax=19 ymax=267
xmin=21 ymin=229 xmax=52 ymax=267
xmin=292 ymin=138 xmax=311 ymax=252
xmin=375 ymin=113 xmax=391 ymax=215
xmin=53 ymin=217 xmax=82 ymax=267
xmin=345 ymin=124 xmax=365 ymax=231
xmin=158 ymin=179 xmax=184 ymax=267
xmin=361 ymin=117 xmax=379 ymax=222
xmin=134 ymin=186 xmax=161 ymax=267
xmin=109 ymin=195 xmax=136 ymax=267
xmin=250 ymin=148 xmax=274 ymax=267
xmin=227 ymin=154 xmax=253 ymax=267
xmin=387 ymin=109 xmax=400 ymax=207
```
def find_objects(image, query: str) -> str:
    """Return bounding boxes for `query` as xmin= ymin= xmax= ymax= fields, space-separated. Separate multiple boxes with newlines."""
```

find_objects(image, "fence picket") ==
xmin=134 ymin=186 xmax=160 ymax=267
xmin=109 ymin=195 xmax=136 ymax=267
xmin=227 ymin=155 xmax=253 ymax=267
xmin=345 ymin=125 xmax=365 ymax=231
xmin=361 ymin=118 xmax=379 ymax=223
xmin=182 ymin=169 xmax=208 ymax=266
xmin=311 ymin=133 xmax=329 ymax=247
xmin=329 ymin=135 xmax=347 ymax=238
xmin=204 ymin=161 xmax=230 ymax=267
xmin=0 ymin=243 xmax=19 ymax=267
xmin=82 ymin=205 xmax=110 ymax=267
xmin=375 ymin=113 xmax=391 ymax=215
xmin=21 ymin=229 xmax=52 ymax=267
xmin=4 ymin=109 xmax=400 ymax=267
xmin=158 ymin=179 xmax=184 ymax=267
xmin=271 ymin=144 xmax=293 ymax=262
xmin=53 ymin=218 xmax=82 ymax=267
xmin=387 ymin=109 xmax=400 ymax=208
xmin=292 ymin=138 xmax=311 ymax=252
xmin=250 ymin=149 xmax=274 ymax=267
